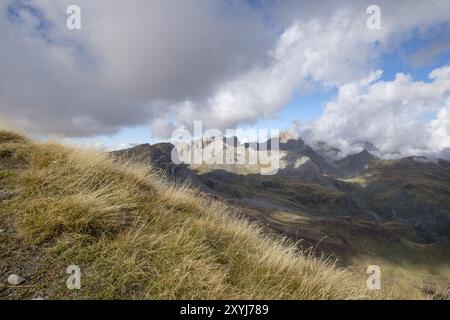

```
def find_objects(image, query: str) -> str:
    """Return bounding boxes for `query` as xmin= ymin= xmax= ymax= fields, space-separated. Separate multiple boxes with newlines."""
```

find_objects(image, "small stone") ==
xmin=0 ymin=189 xmax=15 ymax=201
xmin=31 ymin=297 xmax=45 ymax=300
xmin=0 ymin=229 xmax=5 ymax=233
xmin=7 ymin=274 xmax=26 ymax=285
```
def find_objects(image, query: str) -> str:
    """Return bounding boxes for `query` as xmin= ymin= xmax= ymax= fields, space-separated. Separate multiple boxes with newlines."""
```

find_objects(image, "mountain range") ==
xmin=1 ymin=129 xmax=448 ymax=299
xmin=112 ymin=135 xmax=450 ymax=254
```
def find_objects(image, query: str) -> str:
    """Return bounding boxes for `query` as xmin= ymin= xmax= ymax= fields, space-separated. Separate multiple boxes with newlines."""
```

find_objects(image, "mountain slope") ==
xmin=111 ymin=143 xmax=216 ymax=195
xmin=280 ymin=137 xmax=336 ymax=175
xmin=363 ymin=157 xmax=450 ymax=242
xmin=114 ymin=137 xmax=450 ymax=243
xmin=335 ymin=150 xmax=375 ymax=177
xmin=0 ymin=129 xmax=368 ymax=300
xmin=109 ymin=136 xmax=450 ymax=298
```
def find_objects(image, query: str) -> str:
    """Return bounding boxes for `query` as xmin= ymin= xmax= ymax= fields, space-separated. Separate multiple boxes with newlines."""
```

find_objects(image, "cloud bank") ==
xmin=0 ymin=0 xmax=272 ymax=136
xmin=0 ymin=0 xmax=449 ymax=160
xmin=303 ymin=66 xmax=450 ymax=159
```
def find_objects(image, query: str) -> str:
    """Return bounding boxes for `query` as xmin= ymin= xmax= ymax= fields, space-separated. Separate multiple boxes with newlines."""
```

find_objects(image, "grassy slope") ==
xmin=269 ymin=211 xmax=450 ymax=299
xmin=0 ymin=130 xmax=371 ymax=300
xmin=196 ymin=160 xmax=450 ymax=299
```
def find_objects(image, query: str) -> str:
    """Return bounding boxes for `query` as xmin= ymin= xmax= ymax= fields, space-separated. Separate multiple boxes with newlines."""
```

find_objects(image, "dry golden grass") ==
xmin=0 ymin=129 xmax=383 ymax=299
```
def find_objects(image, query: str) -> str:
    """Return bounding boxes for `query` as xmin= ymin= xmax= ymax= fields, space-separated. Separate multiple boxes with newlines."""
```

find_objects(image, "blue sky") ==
xmin=377 ymin=24 xmax=450 ymax=82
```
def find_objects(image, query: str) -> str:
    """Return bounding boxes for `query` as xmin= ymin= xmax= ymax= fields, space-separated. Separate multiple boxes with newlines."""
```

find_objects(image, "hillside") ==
xmin=111 ymin=137 xmax=450 ymax=299
xmin=335 ymin=150 xmax=376 ymax=177
xmin=116 ymin=137 xmax=450 ymax=244
xmin=0 ymin=129 xmax=369 ymax=300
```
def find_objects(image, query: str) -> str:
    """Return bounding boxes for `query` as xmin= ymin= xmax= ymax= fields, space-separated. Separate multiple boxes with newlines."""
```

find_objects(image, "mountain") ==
xmin=279 ymin=137 xmax=337 ymax=175
xmin=112 ymin=143 xmax=173 ymax=171
xmin=185 ymin=139 xmax=450 ymax=298
xmin=362 ymin=157 xmax=450 ymax=242
xmin=112 ymin=136 xmax=450 ymax=245
xmin=335 ymin=150 xmax=376 ymax=177
xmin=110 ymin=135 xmax=450 ymax=299
xmin=314 ymin=140 xmax=342 ymax=162
xmin=111 ymin=143 xmax=217 ymax=195
xmin=1 ymin=129 xmax=448 ymax=299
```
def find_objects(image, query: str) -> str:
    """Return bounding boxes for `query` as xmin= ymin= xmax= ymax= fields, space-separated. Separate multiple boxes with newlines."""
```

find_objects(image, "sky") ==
xmin=0 ymin=0 xmax=450 ymax=159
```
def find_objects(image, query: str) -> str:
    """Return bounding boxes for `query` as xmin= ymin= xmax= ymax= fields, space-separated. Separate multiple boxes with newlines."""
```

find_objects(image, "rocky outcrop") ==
xmin=335 ymin=150 xmax=375 ymax=177
xmin=111 ymin=143 xmax=217 ymax=195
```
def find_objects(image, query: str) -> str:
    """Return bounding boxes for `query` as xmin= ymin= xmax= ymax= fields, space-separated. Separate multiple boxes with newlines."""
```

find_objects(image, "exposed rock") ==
xmin=314 ymin=140 xmax=342 ymax=162
xmin=0 ymin=189 xmax=15 ymax=201
xmin=335 ymin=150 xmax=375 ymax=177
xmin=280 ymin=137 xmax=336 ymax=174
xmin=7 ymin=274 xmax=26 ymax=285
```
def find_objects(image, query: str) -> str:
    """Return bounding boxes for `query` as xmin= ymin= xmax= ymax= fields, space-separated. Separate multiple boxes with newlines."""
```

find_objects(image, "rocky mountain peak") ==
xmin=335 ymin=149 xmax=375 ymax=177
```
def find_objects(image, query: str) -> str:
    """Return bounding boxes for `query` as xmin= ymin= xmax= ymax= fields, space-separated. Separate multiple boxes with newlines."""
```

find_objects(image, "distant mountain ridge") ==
xmin=335 ymin=150 xmax=376 ymax=177
xmin=112 ymin=135 xmax=450 ymax=245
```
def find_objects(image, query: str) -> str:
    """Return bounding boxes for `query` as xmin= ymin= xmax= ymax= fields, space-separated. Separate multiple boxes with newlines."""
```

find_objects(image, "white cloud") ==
xmin=303 ymin=66 xmax=450 ymax=159
xmin=1 ymin=0 xmax=450 ymax=148
xmin=156 ymin=1 xmax=450 ymax=135
xmin=0 ymin=0 xmax=272 ymax=136
xmin=168 ymin=11 xmax=383 ymax=131
xmin=429 ymin=100 xmax=450 ymax=151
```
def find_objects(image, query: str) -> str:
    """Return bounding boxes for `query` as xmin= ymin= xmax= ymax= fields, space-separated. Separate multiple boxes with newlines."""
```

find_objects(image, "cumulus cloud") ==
xmin=0 ymin=0 xmax=272 ymax=136
xmin=303 ymin=66 xmax=450 ymax=159
xmin=1 ymin=0 xmax=450 ymax=146
xmin=160 ymin=0 xmax=450 ymax=136
xmin=169 ymin=15 xmax=381 ymax=132
xmin=429 ymin=100 xmax=450 ymax=151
